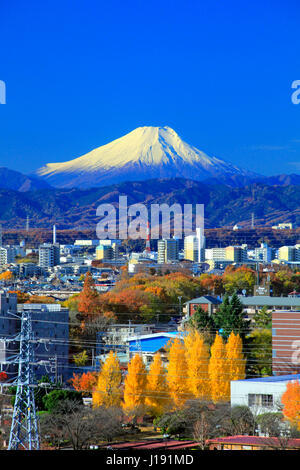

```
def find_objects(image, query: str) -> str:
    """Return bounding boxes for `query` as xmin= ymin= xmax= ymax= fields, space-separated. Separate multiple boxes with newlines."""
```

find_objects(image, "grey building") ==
xmin=0 ymin=292 xmax=19 ymax=380
xmin=39 ymin=243 xmax=60 ymax=268
xmin=17 ymin=303 xmax=69 ymax=384
xmin=0 ymin=293 xmax=69 ymax=386
xmin=157 ymin=239 xmax=179 ymax=264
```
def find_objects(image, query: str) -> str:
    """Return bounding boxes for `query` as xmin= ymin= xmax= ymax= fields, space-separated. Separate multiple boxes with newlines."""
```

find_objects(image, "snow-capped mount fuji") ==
xmin=35 ymin=126 xmax=259 ymax=188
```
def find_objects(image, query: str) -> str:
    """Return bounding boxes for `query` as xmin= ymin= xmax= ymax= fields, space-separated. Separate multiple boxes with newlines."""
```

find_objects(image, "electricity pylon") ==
xmin=8 ymin=309 xmax=40 ymax=450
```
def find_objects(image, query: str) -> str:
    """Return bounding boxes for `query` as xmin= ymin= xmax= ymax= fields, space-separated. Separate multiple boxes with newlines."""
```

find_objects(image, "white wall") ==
xmin=231 ymin=379 xmax=289 ymax=415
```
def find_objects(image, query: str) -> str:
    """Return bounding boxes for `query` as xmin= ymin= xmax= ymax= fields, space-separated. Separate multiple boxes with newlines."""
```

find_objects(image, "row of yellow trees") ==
xmin=92 ymin=330 xmax=246 ymax=417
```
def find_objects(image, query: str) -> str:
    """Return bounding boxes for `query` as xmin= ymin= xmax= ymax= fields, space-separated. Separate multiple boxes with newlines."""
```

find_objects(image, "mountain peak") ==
xmin=35 ymin=126 xmax=258 ymax=188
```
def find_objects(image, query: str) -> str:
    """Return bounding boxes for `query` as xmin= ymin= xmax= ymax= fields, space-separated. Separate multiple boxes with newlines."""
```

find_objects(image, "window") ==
xmin=262 ymin=394 xmax=273 ymax=407
xmin=248 ymin=393 xmax=273 ymax=407
xmin=248 ymin=394 xmax=260 ymax=406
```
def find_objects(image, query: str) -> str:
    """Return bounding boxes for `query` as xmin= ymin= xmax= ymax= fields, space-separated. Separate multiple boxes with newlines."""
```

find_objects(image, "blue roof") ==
xmin=129 ymin=331 xmax=182 ymax=353
xmin=237 ymin=374 xmax=300 ymax=383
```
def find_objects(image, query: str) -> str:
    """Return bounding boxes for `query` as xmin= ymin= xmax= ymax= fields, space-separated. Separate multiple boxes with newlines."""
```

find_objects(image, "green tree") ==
xmin=187 ymin=306 xmax=216 ymax=337
xmin=73 ymin=350 xmax=89 ymax=367
xmin=42 ymin=389 xmax=82 ymax=413
xmin=253 ymin=306 xmax=272 ymax=329
xmin=214 ymin=292 xmax=250 ymax=339
xmin=245 ymin=328 xmax=272 ymax=377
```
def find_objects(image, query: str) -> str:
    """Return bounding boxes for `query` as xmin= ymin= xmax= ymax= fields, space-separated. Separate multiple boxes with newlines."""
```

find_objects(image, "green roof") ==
xmin=185 ymin=296 xmax=222 ymax=305
xmin=238 ymin=295 xmax=300 ymax=307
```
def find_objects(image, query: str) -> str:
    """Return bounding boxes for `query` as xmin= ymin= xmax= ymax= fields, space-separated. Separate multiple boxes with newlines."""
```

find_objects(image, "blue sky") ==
xmin=0 ymin=0 xmax=300 ymax=176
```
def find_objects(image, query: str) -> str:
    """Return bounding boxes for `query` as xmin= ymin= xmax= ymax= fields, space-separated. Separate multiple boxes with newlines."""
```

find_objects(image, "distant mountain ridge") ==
xmin=1 ymin=177 xmax=300 ymax=229
xmin=34 ymin=126 xmax=260 ymax=188
xmin=0 ymin=167 xmax=51 ymax=192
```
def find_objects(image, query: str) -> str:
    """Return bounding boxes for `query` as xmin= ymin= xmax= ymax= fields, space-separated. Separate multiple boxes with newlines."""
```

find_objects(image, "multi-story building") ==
xmin=157 ymin=239 xmax=179 ymax=264
xmin=184 ymin=235 xmax=199 ymax=262
xmin=272 ymin=310 xmax=300 ymax=375
xmin=96 ymin=244 xmax=114 ymax=261
xmin=17 ymin=303 xmax=69 ymax=384
xmin=96 ymin=240 xmax=120 ymax=261
xmin=184 ymin=228 xmax=205 ymax=263
xmin=0 ymin=292 xmax=19 ymax=379
xmin=278 ymin=245 xmax=300 ymax=262
xmin=225 ymin=245 xmax=248 ymax=262
xmin=205 ymin=247 xmax=226 ymax=261
xmin=205 ymin=245 xmax=247 ymax=263
xmin=0 ymin=293 xmax=70 ymax=385
xmin=39 ymin=243 xmax=60 ymax=268
xmin=253 ymin=243 xmax=274 ymax=263
xmin=0 ymin=246 xmax=16 ymax=266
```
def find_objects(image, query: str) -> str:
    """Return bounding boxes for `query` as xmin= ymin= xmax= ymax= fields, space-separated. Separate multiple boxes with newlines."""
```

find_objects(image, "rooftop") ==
xmin=238 ymin=295 xmax=300 ymax=306
xmin=185 ymin=295 xmax=222 ymax=305
xmin=234 ymin=373 xmax=300 ymax=383
xmin=207 ymin=435 xmax=300 ymax=448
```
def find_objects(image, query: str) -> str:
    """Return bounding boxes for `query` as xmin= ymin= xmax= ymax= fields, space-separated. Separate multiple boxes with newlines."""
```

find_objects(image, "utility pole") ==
xmin=8 ymin=308 xmax=40 ymax=450
xmin=178 ymin=296 xmax=182 ymax=318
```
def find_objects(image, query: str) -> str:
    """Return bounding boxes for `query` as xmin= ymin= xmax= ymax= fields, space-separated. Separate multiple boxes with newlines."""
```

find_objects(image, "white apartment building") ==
xmin=0 ymin=246 xmax=16 ymax=266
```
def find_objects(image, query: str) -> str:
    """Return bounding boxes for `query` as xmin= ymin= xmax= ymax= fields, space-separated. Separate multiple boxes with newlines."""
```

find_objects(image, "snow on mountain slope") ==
xmin=35 ymin=126 xmax=258 ymax=188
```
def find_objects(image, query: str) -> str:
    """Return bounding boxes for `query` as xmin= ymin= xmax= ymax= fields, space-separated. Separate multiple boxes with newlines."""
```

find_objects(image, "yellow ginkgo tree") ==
xmin=123 ymin=353 xmax=147 ymax=417
xmin=145 ymin=352 xmax=170 ymax=417
xmin=166 ymin=337 xmax=191 ymax=408
xmin=184 ymin=329 xmax=210 ymax=400
xmin=93 ymin=350 xmax=122 ymax=408
xmin=226 ymin=331 xmax=246 ymax=382
xmin=208 ymin=334 xmax=230 ymax=402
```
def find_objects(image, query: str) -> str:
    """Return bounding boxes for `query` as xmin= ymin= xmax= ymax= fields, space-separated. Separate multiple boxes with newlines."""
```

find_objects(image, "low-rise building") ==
xmin=127 ymin=331 xmax=182 ymax=367
xmin=183 ymin=295 xmax=222 ymax=319
xmin=238 ymin=295 xmax=300 ymax=318
xmin=207 ymin=435 xmax=300 ymax=450
xmin=231 ymin=374 xmax=300 ymax=415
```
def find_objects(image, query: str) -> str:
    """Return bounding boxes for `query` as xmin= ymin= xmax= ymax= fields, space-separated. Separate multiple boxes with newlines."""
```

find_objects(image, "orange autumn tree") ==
xmin=8 ymin=290 xmax=30 ymax=303
xmin=77 ymin=271 xmax=101 ymax=320
xmin=226 ymin=332 xmax=246 ymax=382
xmin=0 ymin=271 xmax=13 ymax=281
xmin=145 ymin=352 xmax=170 ymax=417
xmin=281 ymin=380 xmax=300 ymax=430
xmin=208 ymin=334 xmax=230 ymax=402
xmin=184 ymin=329 xmax=210 ymax=400
xmin=70 ymin=371 xmax=97 ymax=396
xmin=123 ymin=353 xmax=147 ymax=417
xmin=167 ymin=337 xmax=190 ymax=408
xmin=93 ymin=350 xmax=122 ymax=408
